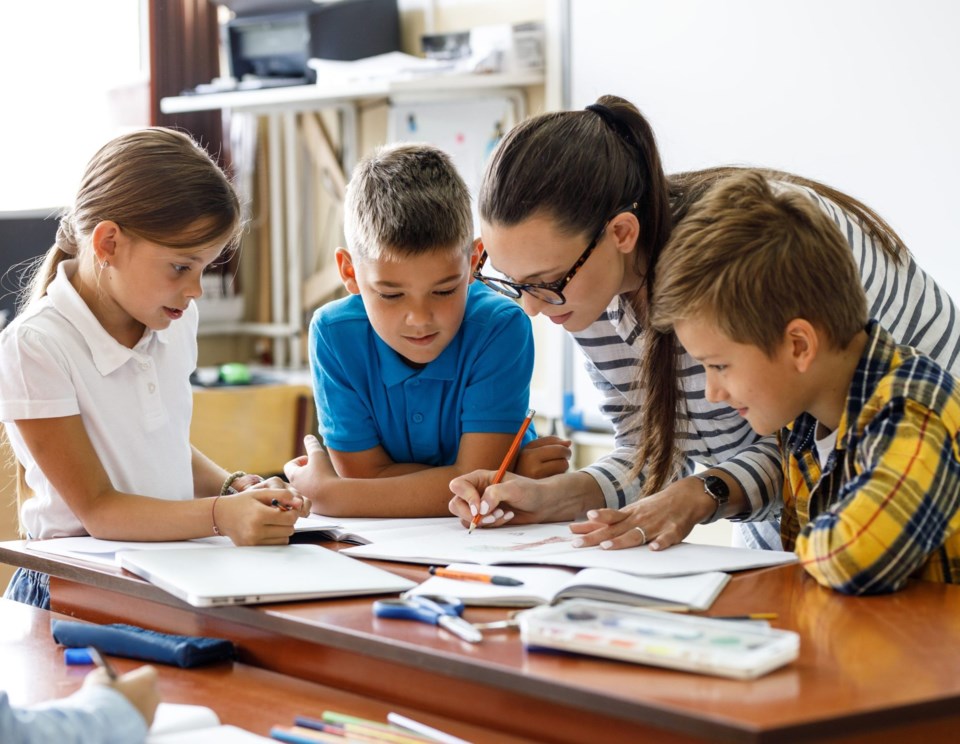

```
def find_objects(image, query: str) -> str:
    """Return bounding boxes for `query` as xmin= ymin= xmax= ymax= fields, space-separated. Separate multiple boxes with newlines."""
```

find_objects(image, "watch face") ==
xmin=703 ymin=475 xmax=730 ymax=501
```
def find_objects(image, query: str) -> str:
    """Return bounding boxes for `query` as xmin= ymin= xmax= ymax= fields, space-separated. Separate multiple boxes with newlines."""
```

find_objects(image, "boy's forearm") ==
xmin=310 ymin=467 xmax=467 ymax=518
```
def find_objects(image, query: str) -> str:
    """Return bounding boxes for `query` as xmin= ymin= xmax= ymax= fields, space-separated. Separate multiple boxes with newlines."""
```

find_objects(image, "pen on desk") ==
xmin=87 ymin=646 xmax=118 ymax=681
xmin=468 ymin=408 xmax=535 ymax=535
xmin=712 ymin=613 xmax=779 ymax=621
xmin=428 ymin=566 xmax=524 ymax=586
xmin=387 ymin=712 xmax=471 ymax=744
xmin=307 ymin=712 xmax=437 ymax=743
xmin=270 ymin=725 xmax=343 ymax=744
xmin=271 ymin=498 xmax=293 ymax=511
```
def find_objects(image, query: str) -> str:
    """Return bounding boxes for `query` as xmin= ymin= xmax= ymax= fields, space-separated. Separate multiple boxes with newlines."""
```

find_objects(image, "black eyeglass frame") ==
xmin=473 ymin=202 xmax=640 ymax=306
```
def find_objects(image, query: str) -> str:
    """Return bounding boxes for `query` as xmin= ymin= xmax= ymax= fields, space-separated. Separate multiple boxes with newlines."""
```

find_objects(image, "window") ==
xmin=0 ymin=1 xmax=148 ymax=212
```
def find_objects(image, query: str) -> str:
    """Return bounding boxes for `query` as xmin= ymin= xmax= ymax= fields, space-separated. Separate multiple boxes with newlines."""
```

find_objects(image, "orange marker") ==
xmin=468 ymin=408 xmax=535 ymax=534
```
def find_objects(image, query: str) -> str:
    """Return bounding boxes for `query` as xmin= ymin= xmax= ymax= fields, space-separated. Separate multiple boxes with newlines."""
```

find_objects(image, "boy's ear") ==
xmin=467 ymin=238 xmax=482 ymax=282
xmin=784 ymin=318 xmax=818 ymax=373
xmin=91 ymin=221 xmax=122 ymax=264
xmin=610 ymin=211 xmax=640 ymax=255
xmin=335 ymin=248 xmax=361 ymax=295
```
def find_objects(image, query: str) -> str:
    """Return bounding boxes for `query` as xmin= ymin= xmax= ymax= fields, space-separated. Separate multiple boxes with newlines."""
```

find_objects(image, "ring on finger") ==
xmin=634 ymin=525 xmax=648 ymax=545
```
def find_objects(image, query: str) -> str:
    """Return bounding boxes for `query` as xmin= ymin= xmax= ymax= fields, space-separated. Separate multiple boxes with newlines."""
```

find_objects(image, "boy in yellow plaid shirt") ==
xmin=649 ymin=170 xmax=960 ymax=594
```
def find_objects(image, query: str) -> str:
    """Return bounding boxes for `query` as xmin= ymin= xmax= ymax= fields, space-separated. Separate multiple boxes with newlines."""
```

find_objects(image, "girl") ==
xmin=0 ymin=128 xmax=309 ymax=609
xmin=448 ymin=94 xmax=960 ymax=552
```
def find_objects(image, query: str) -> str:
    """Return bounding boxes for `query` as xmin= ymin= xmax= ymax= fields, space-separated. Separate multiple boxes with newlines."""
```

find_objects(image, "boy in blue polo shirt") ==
xmin=285 ymin=144 xmax=570 ymax=516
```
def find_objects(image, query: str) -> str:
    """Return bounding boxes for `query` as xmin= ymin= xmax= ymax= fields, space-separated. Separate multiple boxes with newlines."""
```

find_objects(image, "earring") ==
xmin=100 ymin=260 xmax=109 ymax=269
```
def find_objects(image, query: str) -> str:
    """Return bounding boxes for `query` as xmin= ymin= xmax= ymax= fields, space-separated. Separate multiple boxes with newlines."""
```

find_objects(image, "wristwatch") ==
xmin=694 ymin=474 xmax=729 ymax=524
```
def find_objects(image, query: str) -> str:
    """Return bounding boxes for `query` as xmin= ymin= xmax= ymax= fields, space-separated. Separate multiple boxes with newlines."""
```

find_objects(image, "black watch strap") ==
xmin=695 ymin=474 xmax=729 ymax=524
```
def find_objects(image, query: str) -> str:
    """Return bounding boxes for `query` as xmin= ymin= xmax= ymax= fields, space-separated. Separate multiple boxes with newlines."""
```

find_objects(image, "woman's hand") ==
xmin=448 ymin=470 xmax=593 ymax=529
xmin=569 ymin=476 xmax=717 ymax=550
xmin=513 ymin=436 xmax=572 ymax=479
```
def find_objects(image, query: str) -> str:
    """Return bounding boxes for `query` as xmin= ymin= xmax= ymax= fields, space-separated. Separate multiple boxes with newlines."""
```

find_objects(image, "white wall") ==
xmin=567 ymin=0 xmax=960 ymax=303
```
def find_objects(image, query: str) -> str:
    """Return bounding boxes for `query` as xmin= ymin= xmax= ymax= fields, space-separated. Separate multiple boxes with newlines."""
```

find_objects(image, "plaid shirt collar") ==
xmin=783 ymin=320 xmax=892 ymax=462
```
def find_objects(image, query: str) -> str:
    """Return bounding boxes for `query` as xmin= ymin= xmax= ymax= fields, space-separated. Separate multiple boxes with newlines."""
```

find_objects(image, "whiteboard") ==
xmin=565 ymin=0 xmax=960 ymax=429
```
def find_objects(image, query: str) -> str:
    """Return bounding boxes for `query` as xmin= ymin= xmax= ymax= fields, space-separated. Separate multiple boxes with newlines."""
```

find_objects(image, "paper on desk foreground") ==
xmin=27 ymin=517 xmax=797 ymax=578
xmin=342 ymin=521 xmax=798 ymax=578
xmin=25 ymin=516 xmax=339 ymax=568
xmin=147 ymin=703 xmax=271 ymax=743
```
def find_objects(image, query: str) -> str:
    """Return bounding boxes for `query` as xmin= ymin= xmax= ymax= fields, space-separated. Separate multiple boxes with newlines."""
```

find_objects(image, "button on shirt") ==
xmin=0 ymin=260 xmax=196 ymax=539
xmin=310 ymin=283 xmax=536 ymax=466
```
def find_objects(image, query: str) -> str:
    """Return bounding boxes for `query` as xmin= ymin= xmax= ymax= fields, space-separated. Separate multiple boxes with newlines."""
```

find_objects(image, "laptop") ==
xmin=119 ymin=544 xmax=415 ymax=608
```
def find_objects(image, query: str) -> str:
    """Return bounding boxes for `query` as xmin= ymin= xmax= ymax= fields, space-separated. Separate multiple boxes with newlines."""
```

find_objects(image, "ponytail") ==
xmin=19 ymin=214 xmax=79 ymax=312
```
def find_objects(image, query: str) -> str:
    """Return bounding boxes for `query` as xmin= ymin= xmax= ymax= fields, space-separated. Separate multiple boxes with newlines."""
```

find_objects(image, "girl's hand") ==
xmin=514 ymin=436 xmax=572 ymax=479
xmin=85 ymin=664 xmax=160 ymax=726
xmin=215 ymin=485 xmax=310 ymax=545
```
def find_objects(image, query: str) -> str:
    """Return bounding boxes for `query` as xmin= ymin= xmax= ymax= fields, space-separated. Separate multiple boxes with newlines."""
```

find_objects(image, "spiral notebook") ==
xmin=119 ymin=544 xmax=414 ymax=607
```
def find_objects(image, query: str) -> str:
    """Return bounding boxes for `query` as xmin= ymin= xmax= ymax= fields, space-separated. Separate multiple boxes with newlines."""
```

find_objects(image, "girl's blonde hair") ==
xmin=13 ymin=127 xmax=242 ymax=530
xmin=22 ymin=127 xmax=242 ymax=310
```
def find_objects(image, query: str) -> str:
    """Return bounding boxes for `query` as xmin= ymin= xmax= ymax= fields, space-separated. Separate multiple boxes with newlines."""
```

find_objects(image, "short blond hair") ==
xmin=650 ymin=170 xmax=867 ymax=355
xmin=344 ymin=143 xmax=473 ymax=261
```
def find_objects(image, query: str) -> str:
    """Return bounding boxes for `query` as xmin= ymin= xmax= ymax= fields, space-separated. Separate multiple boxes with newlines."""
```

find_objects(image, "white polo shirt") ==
xmin=0 ymin=260 xmax=196 ymax=538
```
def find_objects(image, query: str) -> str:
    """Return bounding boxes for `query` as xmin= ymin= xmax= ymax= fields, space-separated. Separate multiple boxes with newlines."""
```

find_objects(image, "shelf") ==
xmin=160 ymin=70 xmax=544 ymax=368
xmin=160 ymin=70 xmax=545 ymax=114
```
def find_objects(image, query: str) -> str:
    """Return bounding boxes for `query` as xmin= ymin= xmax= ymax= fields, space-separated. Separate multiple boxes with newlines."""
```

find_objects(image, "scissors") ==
xmin=372 ymin=594 xmax=482 ymax=644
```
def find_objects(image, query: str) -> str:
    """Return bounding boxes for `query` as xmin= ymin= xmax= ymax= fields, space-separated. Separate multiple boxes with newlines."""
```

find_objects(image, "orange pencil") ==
xmin=468 ymin=408 xmax=535 ymax=535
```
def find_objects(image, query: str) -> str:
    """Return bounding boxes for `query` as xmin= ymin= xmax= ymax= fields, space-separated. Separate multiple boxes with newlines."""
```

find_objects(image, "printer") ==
xmin=220 ymin=0 xmax=400 ymax=85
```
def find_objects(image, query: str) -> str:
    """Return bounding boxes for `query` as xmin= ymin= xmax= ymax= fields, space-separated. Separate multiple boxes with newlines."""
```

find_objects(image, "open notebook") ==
xmin=406 ymin=564 xmax=731 ymax=610
xmin=148 ymin=703 xmax=271 ymax=743
xmin=342 ymin=522 xmax=798 ymax=577
xmin=119 ymin=544 xmax=414 ymax=607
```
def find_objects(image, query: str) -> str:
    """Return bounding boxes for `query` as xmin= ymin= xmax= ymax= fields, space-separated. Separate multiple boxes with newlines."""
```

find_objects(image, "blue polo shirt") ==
xmin=309 ymin=282 xmax=536 ymax=466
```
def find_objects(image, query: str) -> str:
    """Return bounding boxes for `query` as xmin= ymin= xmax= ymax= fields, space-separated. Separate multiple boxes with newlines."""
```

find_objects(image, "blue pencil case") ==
xmin=51 ymin=619 xmax=236 ymax=668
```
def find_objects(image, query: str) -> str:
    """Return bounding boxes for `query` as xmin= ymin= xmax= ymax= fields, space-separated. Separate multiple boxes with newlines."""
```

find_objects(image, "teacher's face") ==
xmin=479 ymin=214 xmax=639 ymax=332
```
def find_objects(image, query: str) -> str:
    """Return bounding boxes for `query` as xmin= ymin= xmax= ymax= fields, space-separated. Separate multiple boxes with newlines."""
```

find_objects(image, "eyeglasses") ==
xmin=474 ymin=202 xmax=639 ymax=306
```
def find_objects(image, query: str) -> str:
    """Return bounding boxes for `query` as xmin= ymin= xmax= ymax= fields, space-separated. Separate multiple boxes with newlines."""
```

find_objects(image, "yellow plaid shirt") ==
xmin=780 ymin=322 xmax=960 ymax=594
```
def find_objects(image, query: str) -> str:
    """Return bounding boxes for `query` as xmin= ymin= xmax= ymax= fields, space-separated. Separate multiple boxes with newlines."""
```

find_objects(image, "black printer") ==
xmin=220 ymin=0 xmax=400 ymax=85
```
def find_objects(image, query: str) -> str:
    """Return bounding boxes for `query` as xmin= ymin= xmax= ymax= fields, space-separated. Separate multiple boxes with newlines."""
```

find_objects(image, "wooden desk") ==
xmin=0 ymin=597 xmax=530 ymax=742
xmin=2 ymin=540 xmax=959 ymax=744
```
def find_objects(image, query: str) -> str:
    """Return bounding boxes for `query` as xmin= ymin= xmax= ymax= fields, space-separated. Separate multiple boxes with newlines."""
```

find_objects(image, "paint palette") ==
xmin=520 ymin=599 xmax=800 ymax=679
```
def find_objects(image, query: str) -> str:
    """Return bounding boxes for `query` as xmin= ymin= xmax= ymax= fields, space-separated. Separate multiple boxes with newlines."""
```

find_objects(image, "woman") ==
xmin=447 ymin=94 xmax=960 ymax=552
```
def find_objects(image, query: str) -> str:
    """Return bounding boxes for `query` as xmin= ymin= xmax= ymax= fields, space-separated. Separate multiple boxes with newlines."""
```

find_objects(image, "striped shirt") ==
xmin=782 ymin=322 xmax=960 ymax=594
xmin=572 ymin=181 xmax=960 ymax=550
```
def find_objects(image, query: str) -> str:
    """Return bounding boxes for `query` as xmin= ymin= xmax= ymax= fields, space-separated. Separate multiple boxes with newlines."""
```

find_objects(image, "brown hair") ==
xmin=478 ymin=94 xmax=907 ymax=497
xmin=479 ymin=94 xmax=673 ymax=323
xmin=638 ymin=170 xmax=872 ymax=493
xmin=21 ymin=127 xmax=242 ymax=310
xmin=344 ymin=143 xmax=473 ymax=261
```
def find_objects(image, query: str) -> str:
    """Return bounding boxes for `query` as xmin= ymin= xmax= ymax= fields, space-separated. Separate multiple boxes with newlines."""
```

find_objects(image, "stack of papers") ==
xmin=341 ymin=522 xmax=798 ymax=578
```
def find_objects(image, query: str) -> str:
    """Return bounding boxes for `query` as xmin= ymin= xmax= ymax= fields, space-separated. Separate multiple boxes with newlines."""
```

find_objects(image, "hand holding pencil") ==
xmin=467 ymin=409 xmax=535 ymax=534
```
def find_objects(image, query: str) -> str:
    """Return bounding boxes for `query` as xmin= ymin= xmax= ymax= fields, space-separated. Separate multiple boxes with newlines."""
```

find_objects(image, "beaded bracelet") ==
xmin=220 ymin=470 xmax=247 ymax=496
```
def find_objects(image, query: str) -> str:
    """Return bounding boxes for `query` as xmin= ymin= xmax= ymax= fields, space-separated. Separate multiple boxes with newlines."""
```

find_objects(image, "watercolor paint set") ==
xmin=520 ymin=598 xmax=800 ymax=679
